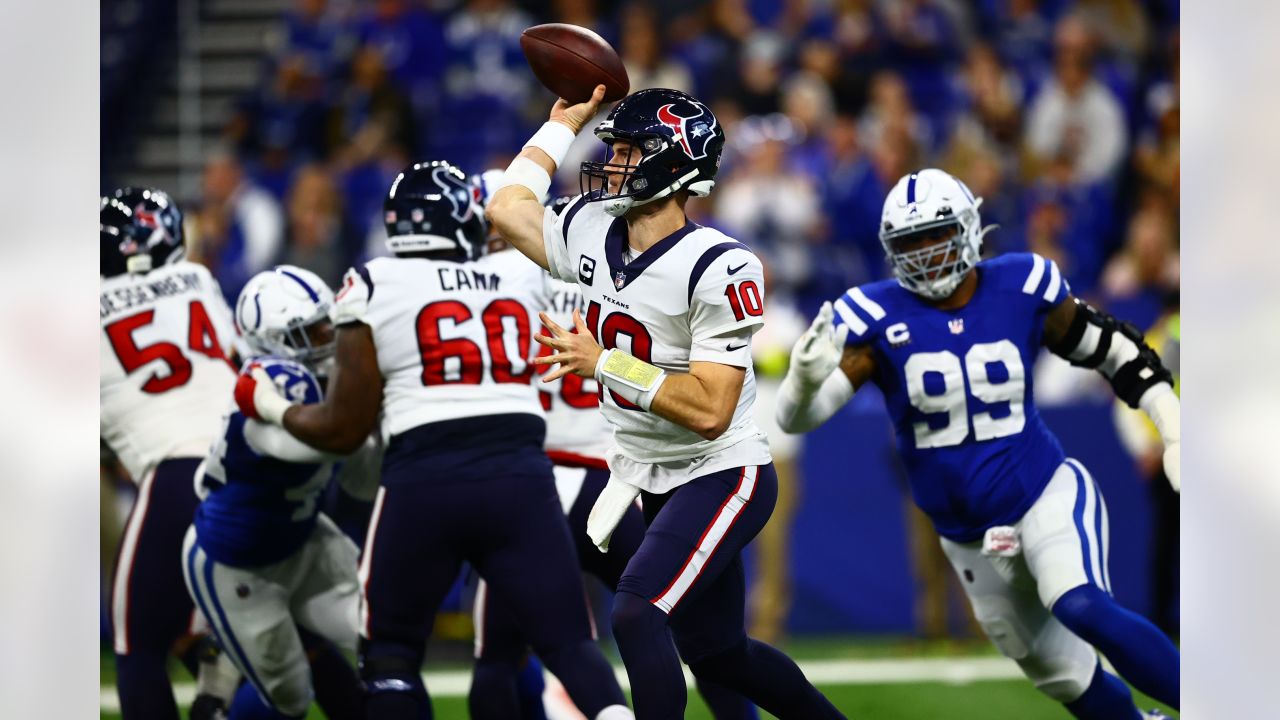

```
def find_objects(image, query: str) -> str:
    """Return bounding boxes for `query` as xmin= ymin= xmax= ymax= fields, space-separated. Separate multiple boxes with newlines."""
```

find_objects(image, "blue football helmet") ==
xmin=384 ymin=160 xmax=487 ymax=259
xmin=102 ymin=187 xmax=185 ymax=276
xmin=581 ymin=88 xmax=725 ymax=217
xmin=247 ymin=356 xmax=324 ymax=407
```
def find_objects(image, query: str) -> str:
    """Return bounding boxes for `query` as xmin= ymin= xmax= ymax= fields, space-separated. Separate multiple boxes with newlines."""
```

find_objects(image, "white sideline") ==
xmin=99 ymin=655 xmax=1025 ymax=713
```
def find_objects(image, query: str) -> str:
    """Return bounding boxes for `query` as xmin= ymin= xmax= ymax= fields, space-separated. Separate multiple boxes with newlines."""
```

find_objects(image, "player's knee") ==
xmin=263 ymin=666 xmax=314 ymax=717
xmin=610 ymin=591 xmax=664 ymax=640
xmin=1027 ymin=658 xmax=1094 ymax=703
xmin=1050 ymin=584 xmax=1109 ymax=635
xmin=684 ymin=639 xmax=749 ymax=683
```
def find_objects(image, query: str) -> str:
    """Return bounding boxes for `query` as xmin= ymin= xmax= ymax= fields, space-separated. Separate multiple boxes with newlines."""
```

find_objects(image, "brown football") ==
xmin=520 ymin=23 xmax=630 ymax=104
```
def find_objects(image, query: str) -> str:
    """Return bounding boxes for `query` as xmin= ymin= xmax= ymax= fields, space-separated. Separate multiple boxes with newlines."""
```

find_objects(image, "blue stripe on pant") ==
xmin=184 ymin=540 xmax=273 ymax=707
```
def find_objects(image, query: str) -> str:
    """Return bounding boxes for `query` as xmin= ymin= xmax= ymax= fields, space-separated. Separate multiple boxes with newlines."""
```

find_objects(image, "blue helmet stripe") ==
xmin=279 ymin=269 xmax=320 ymax=303
xmin=906 ymin=174 xmax=918 ymax=204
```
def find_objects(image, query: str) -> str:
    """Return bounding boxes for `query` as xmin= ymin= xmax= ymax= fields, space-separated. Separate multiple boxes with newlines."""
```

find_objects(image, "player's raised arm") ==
xmin=485 ymin=84 xmax=607 ymax=272
xmin=775 ymin=302 xmax=877 ymax=433
xmin=1044 ymin=295 xmax=1181 ymax=490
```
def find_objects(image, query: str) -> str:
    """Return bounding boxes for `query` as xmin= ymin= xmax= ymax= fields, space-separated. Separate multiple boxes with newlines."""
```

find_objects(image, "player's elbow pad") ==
xmin=1047 ymin=298 xmax=1173 ymax=408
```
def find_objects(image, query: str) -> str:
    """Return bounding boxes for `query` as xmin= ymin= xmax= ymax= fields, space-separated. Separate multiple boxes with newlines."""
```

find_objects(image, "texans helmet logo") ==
xmin=657 ymin=103 xmax=715 ymax=160
xmin=432 ymin=167 xmax=476 ymax=223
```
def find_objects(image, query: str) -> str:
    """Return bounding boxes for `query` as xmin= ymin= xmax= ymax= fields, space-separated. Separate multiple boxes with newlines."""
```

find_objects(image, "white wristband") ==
xmin=500 ymin=156 xmax=552 ymax=203
xmin=258 ymin=391 xmax=292 ymax=426
xmin=595 ymin=348 xmax=667 ymax=412
xmin=523 ymin=121 xmax=577 ymax=167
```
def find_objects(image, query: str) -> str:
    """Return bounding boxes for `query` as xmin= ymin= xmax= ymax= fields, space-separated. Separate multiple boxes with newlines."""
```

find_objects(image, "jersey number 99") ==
xmin=905 ymin=340 xmax=1026 ymax=449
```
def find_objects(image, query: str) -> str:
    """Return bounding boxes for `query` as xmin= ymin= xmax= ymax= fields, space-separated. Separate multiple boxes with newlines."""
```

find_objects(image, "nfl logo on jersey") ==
xmin=949 ymin=318 xmax=965 ymax=334
xmin=614 ymin=270 xmax=627 ymax=291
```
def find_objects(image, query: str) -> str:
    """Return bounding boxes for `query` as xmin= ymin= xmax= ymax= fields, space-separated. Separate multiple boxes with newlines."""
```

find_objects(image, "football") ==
xmin=520 ymin=23 xmax=630 ymax=104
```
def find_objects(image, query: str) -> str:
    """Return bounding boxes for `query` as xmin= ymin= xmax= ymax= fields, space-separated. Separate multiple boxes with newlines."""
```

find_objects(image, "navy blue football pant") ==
xmin=612 ymin=464 xmax=843 ymax=719
xmin=111 ymin=457 xmax=203 ymax=720
xmin=359 ymin=470 xmax=625 ymax=719
xmin=471 ymin=465 xmax=756 ymax=719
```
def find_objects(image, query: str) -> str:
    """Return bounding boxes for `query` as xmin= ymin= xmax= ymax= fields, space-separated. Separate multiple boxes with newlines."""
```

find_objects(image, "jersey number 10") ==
xmin=905 ymin=340 xmax=1026 ymax=449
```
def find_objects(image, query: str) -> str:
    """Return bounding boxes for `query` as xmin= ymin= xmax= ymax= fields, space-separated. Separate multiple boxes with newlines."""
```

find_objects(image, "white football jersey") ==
xmin=543 ymin=196 xmax=772 ymax=493
xmin=100 ymin=261 xmax=238 ymax=482
xmin=332 ymin=251 xmax=550 ymax=439
xmin=537 ymin=275 xmax=613 ymax=465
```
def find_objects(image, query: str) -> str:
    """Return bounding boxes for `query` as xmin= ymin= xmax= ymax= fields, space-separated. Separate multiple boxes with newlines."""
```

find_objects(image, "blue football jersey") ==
xmin=194 ymin=412 xmax=332 ymax=567
xmin=833 ymin=253 xmax=1071 ymax=542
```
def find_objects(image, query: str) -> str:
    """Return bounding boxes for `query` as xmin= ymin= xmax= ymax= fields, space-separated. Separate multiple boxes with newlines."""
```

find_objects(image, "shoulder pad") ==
xmin=832 ymin=281 xmax=897 ymax=343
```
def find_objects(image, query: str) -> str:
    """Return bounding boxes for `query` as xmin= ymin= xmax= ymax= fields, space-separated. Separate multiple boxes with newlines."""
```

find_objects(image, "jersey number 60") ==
xmin=905 ymin=340 xmax=1026 ymax=449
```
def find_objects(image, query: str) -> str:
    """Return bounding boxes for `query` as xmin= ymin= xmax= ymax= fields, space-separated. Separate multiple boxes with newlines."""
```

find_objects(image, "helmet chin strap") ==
xmin=603 ymin=169 xmax=701 ymax=218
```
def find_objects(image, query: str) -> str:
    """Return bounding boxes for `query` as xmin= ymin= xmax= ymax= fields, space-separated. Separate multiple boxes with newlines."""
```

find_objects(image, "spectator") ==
xmin=272 ymin=0 xmax=354 ymax=83
xmin=1099 ymin=203 xmax=1179 ymax=332
xmin=279 ymin=165 xmax=350 ymax=286
xmin=193 ymin=152 xmax=286 ymax=305
xmin=619 ymin=3 xmax=693 ymax=93
xmin=227 ymin=53 xmax=330 ymax=165
xmin=715 ymin=114 xmax=822 ymax=294
xmin=1024 ymin=14 xmax=1128 ymax=185
xmin=724 ymin=31 xmax=788 ymax=116
xmin=858 ymin=71 xmax=934 ymax=158
xmin=435 ymin=0 xmax=538 ymax=171
xmin=780 ymin=71 xmax=837 ymax=182
xmin=326 ymin=42 xmax=418 ymax=163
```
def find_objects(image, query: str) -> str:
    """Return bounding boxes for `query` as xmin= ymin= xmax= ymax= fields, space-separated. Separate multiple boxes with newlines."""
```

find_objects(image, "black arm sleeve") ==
xmin=1047 ymin=298 xmax=1173 ymax=408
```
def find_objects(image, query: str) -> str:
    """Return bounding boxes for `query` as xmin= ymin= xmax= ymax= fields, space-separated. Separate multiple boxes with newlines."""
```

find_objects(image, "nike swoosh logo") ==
xmin=726 ymin=343 xmax=748 ymax=351
xmin=727 ymin=262 xmax=748 ymax=275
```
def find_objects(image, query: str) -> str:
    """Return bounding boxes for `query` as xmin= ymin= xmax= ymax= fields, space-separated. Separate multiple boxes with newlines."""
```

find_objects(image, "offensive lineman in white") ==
xmin=100 ymin=188 xmax=240 ymax=720
xmin=486 ymin=86 xmax=842 ymax=719
xmin=234 ymin=160 xmax=632 ymax=720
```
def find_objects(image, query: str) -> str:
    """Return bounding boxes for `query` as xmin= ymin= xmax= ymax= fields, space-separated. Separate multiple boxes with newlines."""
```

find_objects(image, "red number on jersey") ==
xmin=188 ymin=301 xmax=230 ymax=362
xmin=105 ymin=300 xmax=229 ymax=394
xmin=416 ymin=301 xmax=484 ymax=385
xmin=724 ymin=280 xmax=764 ymax=321
xmin=483 ymin=299 xmax=533 ymax=385
xmin=587 ymin=300 xmax=654 ymax=411
xmin=416 ymin=299 xmax=536 ymax=387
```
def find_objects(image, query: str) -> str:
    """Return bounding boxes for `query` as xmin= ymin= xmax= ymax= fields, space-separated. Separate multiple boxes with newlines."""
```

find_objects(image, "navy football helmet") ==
xmin=101 ymin=187 xmax=185 ymax=277
xmin=384 ymin=160 xmax=487 ymax=259
xmin=581 ymin=88 xmax=725 ymax=217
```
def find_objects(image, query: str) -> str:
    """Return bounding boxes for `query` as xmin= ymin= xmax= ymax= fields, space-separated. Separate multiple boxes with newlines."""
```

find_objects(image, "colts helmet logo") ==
xmin=432 ymin=167 xmax=476 ymax=223
xmin=657 ymin=103 xmax=715 ymax=160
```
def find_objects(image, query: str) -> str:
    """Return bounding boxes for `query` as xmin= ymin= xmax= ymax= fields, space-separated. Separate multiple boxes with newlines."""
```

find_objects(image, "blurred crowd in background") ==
xmin=124 ymin=0 xmax=1178 ymax=337
xmin=100 ymin=0 xmax=1181 ymax=643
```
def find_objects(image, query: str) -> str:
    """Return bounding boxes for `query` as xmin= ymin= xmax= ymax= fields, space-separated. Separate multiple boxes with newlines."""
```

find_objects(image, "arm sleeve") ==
xmin=331 ymin=264 xmax=373 ymax=326
xmin=243 ymin=418 xmax=339 ymax=463
xmin=689 ymin=248 xmax=766 ymax=343
xmin=542 ymin=201 xmax=580 ymax=282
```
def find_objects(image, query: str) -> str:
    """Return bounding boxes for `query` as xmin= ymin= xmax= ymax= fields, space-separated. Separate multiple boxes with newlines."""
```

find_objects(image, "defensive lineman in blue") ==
xmin=777 ymin=169 xmax=1181 ymax=719
xmin=183 ymin=266 xmax=367 ymax=719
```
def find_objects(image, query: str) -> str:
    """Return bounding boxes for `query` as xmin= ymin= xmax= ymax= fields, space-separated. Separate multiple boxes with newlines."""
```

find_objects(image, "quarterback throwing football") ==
xmin=486 ymin=85 xmax=842 ymax=719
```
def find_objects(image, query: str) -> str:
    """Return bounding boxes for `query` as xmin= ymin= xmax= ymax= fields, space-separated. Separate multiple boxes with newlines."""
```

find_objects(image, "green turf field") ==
xmin=100 ymin=638 xmax=1178 ymax=718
